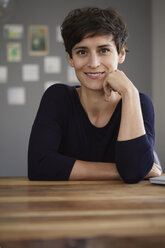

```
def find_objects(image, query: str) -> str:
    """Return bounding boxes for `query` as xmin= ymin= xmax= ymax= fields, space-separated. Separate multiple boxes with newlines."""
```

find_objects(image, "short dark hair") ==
xmin=61 ymin=7 xmax=128 ymax=57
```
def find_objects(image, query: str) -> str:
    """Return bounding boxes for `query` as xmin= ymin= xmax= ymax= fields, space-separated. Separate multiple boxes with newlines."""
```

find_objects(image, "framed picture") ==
xmin=7 ymin=42 xmax=22 ymax=62
xmin=4 ymin=24 xmax=24 ymax=39
xmin=28 ymin=25 xmax=49 ymax=56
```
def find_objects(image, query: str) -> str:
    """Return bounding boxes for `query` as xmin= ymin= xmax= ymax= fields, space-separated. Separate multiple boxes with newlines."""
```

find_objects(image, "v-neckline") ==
xmin=73 ymin=86 xmax=122 ymax=130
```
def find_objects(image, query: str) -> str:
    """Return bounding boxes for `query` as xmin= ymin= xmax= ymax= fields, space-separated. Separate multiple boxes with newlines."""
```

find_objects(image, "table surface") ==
xmin=0 ymin=177 xmax=165 ymax=248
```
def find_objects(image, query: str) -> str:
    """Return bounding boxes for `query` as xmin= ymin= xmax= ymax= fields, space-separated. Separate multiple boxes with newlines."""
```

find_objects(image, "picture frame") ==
xmin=7 ymin=42 xmax=22 ymax=62
xmin=3 ymin=24 xmax=24 ymax=39
xmin=28 ymin=25 xmax=49 ymax=56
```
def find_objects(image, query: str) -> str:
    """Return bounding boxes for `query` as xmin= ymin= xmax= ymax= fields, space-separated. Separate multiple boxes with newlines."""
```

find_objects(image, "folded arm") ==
xmin=103 ymin=70 xmax=161 ymax=183
xmin=28 ymin=83 xmax=161 ymax=182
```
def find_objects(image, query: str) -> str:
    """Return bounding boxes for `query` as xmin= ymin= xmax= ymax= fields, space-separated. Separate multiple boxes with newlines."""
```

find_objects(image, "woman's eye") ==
xmin=100 ymin=48 xmax=110 ymax=54
xmin=77 ymin=50 xmax=87 ymax=55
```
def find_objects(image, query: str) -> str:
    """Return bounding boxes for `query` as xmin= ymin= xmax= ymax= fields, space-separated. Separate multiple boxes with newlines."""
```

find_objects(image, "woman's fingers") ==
xmin=103 ymin=82 xmax=112 ymax=101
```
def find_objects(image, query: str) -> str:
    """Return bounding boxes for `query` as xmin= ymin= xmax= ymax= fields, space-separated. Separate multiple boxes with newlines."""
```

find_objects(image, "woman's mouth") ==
xmin=84 ymin=72 xmax=105 ymax=79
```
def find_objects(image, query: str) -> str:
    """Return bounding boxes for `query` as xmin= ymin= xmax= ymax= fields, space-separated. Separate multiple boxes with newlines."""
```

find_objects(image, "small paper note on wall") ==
xmin=22 ymin=64 xmax=39 ymax=82
xmin=44 ymin=56 xmax=61 ymax=73
xmin=7 ymin=87 xmax=26 ymax=105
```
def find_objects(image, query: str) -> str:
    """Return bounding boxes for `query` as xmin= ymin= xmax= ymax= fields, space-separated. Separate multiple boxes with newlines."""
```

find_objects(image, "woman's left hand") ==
xmin=103 ymin=70 xmax=134 ymax=101
xmin=145 ymin=163 xmax=162 ymax=179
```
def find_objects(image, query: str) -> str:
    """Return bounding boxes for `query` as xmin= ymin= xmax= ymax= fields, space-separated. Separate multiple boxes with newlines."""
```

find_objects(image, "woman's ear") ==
xmin=118 ymin=46 xmax=126 ymax=64
xmin=68 ymin=54 xmax=74 ymax=67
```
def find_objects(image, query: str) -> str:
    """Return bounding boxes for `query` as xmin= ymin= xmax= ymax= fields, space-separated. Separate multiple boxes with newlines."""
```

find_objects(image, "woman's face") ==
xmin=68 ymin=34 xmax=125 ymax=91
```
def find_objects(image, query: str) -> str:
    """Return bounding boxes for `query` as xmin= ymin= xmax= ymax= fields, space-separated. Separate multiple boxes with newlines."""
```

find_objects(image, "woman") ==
xmin=28 ymin=7 xmax=161 ymax=182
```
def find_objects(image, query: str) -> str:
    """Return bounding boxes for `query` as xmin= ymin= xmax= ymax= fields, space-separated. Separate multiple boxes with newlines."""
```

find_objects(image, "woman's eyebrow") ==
xmin=98 ymin=44 xmax=113 ymax=48
xmin=73 ymin=44 xmax=113 ymax=50
xmin=73 ymin=46 xmax=87 ymax=50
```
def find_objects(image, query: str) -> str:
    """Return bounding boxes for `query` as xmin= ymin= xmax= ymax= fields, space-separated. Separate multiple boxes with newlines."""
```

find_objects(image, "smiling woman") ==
xmin=68 ymin=35 xmax=125 ymax=91
xmin=28 ymin=7 xmax=162 ymax=183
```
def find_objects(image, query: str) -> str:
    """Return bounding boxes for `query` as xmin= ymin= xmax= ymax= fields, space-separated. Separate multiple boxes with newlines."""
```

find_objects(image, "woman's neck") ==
xmin=77 ymin=86 xmax=121 ymax=127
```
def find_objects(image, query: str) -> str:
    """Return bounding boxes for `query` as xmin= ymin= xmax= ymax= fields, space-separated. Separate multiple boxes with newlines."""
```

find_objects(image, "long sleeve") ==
xmin=28 ymin=85 xmax=76 ymax=181
xmin=115 ymin=93 xmax=155 ymax=183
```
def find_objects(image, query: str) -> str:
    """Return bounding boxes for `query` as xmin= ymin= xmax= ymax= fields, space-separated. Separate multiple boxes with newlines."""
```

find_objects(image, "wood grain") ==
xmin=0 ymin=177 xmax=165 ymax=247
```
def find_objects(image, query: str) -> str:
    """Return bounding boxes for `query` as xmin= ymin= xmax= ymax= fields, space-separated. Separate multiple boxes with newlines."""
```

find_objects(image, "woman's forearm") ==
xmin=69 ymin=160 xmax=162 ymax=181
xmin=117 ymin=86 xmax=146 ymax=141
xmin=103 ymin=70 xmax=146 ymax=141
xmin=69 ymin=160 xmax=121 ymax=180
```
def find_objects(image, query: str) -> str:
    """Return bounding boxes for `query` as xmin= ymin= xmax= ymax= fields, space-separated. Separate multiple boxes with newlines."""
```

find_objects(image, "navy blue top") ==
xmin=28 ymin=84 xmax=155 ymax=183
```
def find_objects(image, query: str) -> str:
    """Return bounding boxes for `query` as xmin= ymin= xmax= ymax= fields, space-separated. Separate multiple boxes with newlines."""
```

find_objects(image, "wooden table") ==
xmin=0 ymin=177 xmax=165 ymax=248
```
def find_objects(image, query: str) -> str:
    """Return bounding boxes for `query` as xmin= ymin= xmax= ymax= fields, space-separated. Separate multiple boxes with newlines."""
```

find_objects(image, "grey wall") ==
xmin=0 ymin=0 xmax=156 ymax=177
xmin=152 ymin=0 xmax=165 ymax=171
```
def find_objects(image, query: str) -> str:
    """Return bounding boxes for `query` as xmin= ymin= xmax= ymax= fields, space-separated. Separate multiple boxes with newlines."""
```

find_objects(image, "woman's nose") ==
xmin=87 ymin=53 xmax=100 ymax=68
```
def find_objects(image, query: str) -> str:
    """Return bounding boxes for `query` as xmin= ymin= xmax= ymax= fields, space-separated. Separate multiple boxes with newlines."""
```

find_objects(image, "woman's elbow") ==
xmin=121 ymin=174 xmax=144 ymax=184
xmin=28 ymin=164 xmax=40 ymax=181
xmin=117 ymin=162 xmax=152 ymax=184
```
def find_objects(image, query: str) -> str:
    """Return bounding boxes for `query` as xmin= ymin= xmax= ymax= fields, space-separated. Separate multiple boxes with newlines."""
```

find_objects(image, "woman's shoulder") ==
xmin=45 ymin=83 xmax=74 ymax=96
xmin=42 ymin=83 xmax=77 ymax=103
xmin=37 ymin=84 xmax=78 ymax=122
